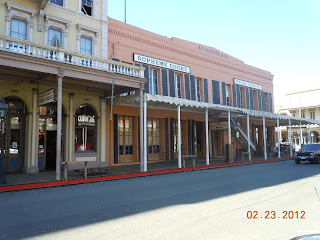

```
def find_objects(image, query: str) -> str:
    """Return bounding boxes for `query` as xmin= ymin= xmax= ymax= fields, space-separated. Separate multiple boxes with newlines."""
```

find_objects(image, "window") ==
xmin=310 ymin=111 xmax=315 ymax=119
xmin=81 ymin=0 xmax=93 ymax=16
xmin=75 ymin=105 xmax=96 ymax=152
xmin=175 ymin=74 xmax=182 ymax=98
xmin=226 ymin=85 xmax=230 ymax=106
xmin=50 ymin=0 xmax=63 ymax=6
xmin=239 ymin=87 xmax=244 ymax=108
xmin=301 ymin=111 xmax=305 ymax=118
xmin=48 ymin=28 xmax=62 ymax=46
xmin=118 ymin=116 xmax=133 ymax=156
xmin=196 ymin=79 xmax=201 ymax=102
xmin=80 ymin=37 xmax=92 ymax=55
xmin=10 ymin=18 xmax=27 ymax=40
xmin=150 ymin=69 xmax=158 ymax=94
xmin=147 ymin=119 xmax=160 ymax=154
xmin=252 ymin=91 xmax=256 ymax=110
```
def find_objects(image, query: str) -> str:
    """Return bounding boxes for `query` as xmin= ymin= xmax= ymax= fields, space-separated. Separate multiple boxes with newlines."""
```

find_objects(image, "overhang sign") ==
xmin=210 ymin=121 xmax=228 ymax=130
xmin=133 ymin=54 xmax=191 ymax=74
xmin=38 ymin=89 xmax=55 ymax=106
xmin=77 ymin=115 xmax=95 ymax=126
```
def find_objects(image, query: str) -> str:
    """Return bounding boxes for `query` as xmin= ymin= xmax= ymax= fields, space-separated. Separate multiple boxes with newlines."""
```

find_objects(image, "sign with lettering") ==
xmin=77 ymin=115 xmax=95 ymax=127
xmin=133 ymin=54 xmax=191 ymax=73
xmin=234 ymin=78 xmax=263 ymax=90
xmin=38 ymin=89 xmax=55 ymax=106
xmin=198 ymin=45 xmax=229 ymax=59
xmin=210 ymin=121 xmax=228 ymax=130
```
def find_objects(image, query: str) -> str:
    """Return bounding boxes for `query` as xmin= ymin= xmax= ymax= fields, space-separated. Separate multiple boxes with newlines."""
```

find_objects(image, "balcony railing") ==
xmin=0 ymin=35 xmax=144 ymax=79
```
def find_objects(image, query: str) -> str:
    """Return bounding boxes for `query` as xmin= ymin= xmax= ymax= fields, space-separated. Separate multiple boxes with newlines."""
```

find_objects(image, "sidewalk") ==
xmin=0 ymin=156 xmax=292 ymax=192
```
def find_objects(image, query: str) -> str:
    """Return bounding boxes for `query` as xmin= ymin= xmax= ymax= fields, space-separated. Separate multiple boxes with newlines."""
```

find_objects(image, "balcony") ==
xmin=0 ymin=35 xmax=144 ymax=79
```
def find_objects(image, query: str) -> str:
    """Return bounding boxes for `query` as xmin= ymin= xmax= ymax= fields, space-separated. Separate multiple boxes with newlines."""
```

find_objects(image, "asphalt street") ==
xmin=1 ymin=160 xmax=320 ymax=240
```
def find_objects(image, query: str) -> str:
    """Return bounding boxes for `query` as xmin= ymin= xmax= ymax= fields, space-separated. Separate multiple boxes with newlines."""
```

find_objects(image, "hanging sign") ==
xmin=38 ymin=89 xmax=55 ymax=106
xmin=133 ymin=53 xmax=191 ymax=73
xmin=210 ymin=121 xmax=228 ymax=130
xmin=77 ymin=115 xmax=95 ymax=126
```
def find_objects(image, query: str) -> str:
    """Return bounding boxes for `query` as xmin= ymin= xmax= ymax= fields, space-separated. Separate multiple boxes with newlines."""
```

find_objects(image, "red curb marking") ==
xmin=0 ymin=158 xmax=291 ymax=192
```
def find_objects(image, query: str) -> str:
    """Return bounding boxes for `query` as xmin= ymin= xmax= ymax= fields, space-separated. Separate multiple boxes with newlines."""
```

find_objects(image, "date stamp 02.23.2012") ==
xmin=247 ymin=211 xmax=305 ymax=219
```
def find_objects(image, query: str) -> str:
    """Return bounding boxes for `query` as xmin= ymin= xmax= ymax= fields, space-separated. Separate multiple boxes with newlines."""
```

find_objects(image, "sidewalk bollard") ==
xmin=64 ymin=163 xmax=68 ymax=181
xmin=84 ymin=161 xmax=87 ymax=179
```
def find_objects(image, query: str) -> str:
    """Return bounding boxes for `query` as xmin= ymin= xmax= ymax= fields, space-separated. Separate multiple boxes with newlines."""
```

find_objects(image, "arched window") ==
xmin=75 ymin=105 xmax=96 ymax=152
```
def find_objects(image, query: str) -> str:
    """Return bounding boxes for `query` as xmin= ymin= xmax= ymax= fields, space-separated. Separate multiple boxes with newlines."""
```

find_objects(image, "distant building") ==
xmin=276 ymin=89 xmax=320 ymax=149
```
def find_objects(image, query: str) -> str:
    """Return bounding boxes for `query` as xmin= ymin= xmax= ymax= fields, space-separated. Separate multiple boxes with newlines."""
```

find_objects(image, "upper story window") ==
xmin=175 ymin=74 xmax=182 ymax=98
xmin=80 ymin=37 xmax=92 ymax=55
xmin=196 ymin=78 xmax=201 ymax=102
xmin=239 ymin=87 xmax=244 ymax=108
xmin=252 ymin=91 xmax=256 ymax=110
xmin=81 ymin=0 xmax=93 ymax=16
xmin=150 ymin=69 xmax=158 ymax=95
xmin=301 ymin=111 xmax=305 ymax=118
xmin=226 ymin=85 xmax=230 ymax=106
xmin=48 ymin=28 xmax=62 ymax=46
xmin=310 ymin=111 xmax=315 ymax=119
xmin=50 ymin=0 xmax=63 ymax=6
xmin=10 ymin=18 xmax=27 ymax=40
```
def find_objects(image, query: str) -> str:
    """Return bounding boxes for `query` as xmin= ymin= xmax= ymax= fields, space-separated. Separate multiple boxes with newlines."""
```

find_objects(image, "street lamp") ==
xmin=234 ymin=119 xmax=240 ymax=162
xmin=0 ymin=98 xmax=8 ymax=184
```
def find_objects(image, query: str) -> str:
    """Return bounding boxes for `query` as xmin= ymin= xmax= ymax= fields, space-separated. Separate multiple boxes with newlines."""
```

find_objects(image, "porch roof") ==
xmin=113 ymin=93 xmax=320 ymax=127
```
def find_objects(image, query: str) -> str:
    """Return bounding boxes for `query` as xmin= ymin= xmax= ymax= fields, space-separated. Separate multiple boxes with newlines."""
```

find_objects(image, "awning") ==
xmin=113 ymin=94 xmax=320 ymax=127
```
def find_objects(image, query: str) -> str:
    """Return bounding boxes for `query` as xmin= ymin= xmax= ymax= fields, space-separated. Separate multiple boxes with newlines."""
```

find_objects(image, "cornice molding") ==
xmin=109 ymin=28 xmax=273 ymax=81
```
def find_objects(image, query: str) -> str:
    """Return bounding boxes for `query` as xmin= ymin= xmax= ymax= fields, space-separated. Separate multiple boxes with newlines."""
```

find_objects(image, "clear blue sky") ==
xmin=108 ymin=0 xmax=320 ymax=106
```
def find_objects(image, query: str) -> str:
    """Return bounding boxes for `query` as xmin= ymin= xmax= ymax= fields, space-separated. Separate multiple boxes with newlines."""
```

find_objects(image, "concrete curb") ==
xmin=0 ymin=157 xmax=292 ymax=193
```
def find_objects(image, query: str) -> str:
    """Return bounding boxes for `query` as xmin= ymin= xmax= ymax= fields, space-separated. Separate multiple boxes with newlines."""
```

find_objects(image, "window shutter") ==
xmin=170 ymin=118 xmax=174 ymax=160
xmin=222 ymin=82 xmax=226 ymax=105
xmin=162 ymin=69 xmax=168 ymax=96
xmin=246 ymin=87 xmax=250 ymax=109
xmin=190 ymin=75 xmax=196 ymax=100
xmin=250 ymin=88 xmax=253 ymax=110
xmin=185 ymin=74 xmax=190 ymax=100
xmin=269 ymin=93 xmax=273 ymax=112
xmin=114 ymin=114 xmax=118 ymax=164
xmin=169 ymin=70 xmax=175 ymax=97
xmin=165 ymin=118 xmax=169 ymax=160
xmin=204 ymin=78 xmax=209 ymax=103
xmin=236 ymin=85 xmax=240 ymax=108
xmin=143 ymin=64 xmax=149 ymax=93
xmin=232 ymin=85 xmax=237 ymax=107
xmin=212 ymin=80 xmax=220 ymax=104
xmin=188 ymin=120 xmax=192 ymax=155
xmin=262 ymin=92 xmax=266 ymax=111
xmin=258 ymin=91 xmax=262 ymax=110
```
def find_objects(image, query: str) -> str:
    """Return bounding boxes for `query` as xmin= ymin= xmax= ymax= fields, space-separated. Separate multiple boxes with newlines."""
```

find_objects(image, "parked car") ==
xmin=294 ymin=143 xmax=320 ymax=164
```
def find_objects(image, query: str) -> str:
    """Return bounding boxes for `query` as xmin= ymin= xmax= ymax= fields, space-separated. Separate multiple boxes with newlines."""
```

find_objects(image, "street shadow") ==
xmin=1 ymin=160 xmax=319 ymax=239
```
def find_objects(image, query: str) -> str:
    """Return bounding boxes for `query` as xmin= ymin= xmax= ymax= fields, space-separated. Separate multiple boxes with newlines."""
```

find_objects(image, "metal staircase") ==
xmin=230 ymin=118 xmax=256 ymax=152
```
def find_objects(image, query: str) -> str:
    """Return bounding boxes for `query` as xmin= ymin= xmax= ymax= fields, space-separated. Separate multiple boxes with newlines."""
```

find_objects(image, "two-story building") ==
xmin=0 ymin=0 xmax=145 ymax=180
xmin=277 ymin=89 xmax=320 ymax=149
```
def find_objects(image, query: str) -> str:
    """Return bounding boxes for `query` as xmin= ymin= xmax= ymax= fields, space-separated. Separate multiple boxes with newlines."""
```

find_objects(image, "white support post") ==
xmin=299 ymin=121 xmax=302 ymax=146
xmin=289 ymin=119 xmax=292 ymax=157
xmin=263 ymin=116 xmax=267 ymax=160
xmin=140 ymin=86 xmax=144 ymax=172
xmin=178 ymin=105 xmax=182 ymax=168
xmin=277 ymin=118 xmax=280 ymax=158
xmin=56 ymin=72 xmax=63 ymax=181
xmin=228 ymin=111 xmax=231 ymax=144
xmin=205 ymin=108 xmax=209 ymax=165
xmin=247 ymin=114 xmax=251 ymax=161
xmin=143 ymin=99 xmax=147 ymax=172
xmin=308 ymin=124 xmax=311 ymax=143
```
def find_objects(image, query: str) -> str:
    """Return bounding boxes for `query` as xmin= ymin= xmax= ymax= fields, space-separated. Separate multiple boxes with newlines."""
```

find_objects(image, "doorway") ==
xmin=45 ymin=131 xmax=57 ymax=169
